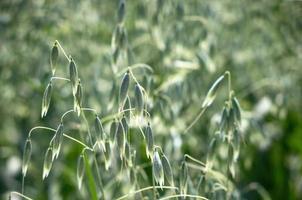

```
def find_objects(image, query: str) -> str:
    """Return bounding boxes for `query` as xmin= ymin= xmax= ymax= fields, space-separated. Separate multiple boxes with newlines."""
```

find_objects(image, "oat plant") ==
xmin=10 ymin=1 xmax=248 ymax=200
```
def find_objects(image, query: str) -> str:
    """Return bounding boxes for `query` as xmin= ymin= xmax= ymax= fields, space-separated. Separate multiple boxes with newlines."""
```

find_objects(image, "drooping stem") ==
xmin=184 ymin=154 xmax=206 ymax=167
xmin=55 ymin=40 xmax=70 ymax=61
xmin=115 ymin=186 xmax=178 ymax=200
xmin=50 ymin=76 xmax=70 ymax=82
xmin=184 ymin=106 xmax=207 ymax=133
xmin=10 ymin=191 xmax=34 ymax=200
xmin=159 ymin=194 xmax=208 ymax=200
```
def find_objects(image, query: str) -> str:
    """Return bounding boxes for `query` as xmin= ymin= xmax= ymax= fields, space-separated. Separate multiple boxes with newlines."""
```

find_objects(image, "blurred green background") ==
xmin=0 ymin=0 xmax=301 ymax=199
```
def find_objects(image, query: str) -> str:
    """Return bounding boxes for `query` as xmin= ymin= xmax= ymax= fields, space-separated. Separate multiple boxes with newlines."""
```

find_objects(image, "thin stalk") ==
xmin=184 ymin=107 xmax=207 ymax=133
xmin=116 ymin=63 xmax=154 ymax=77
xmin=50 ymin=76 xmax=70 ymax=82
xmin=184 ymin=154 xmax=206 ymax=167
xmin=115 ymin=186 xmax=178 ymax=200
xmin=225 ymin=71 xmax=231 ymax=101
xmin=61 ymin=109 xmax=75 ymax=122
xmin=27 ymin=126 xmax=92 ymax=150
xmin=10 ymin=192 xmax=33 ymax=200
xmin=55 ymin=40 xmax=70 ymax=61
xmin=28 ymin=126 xmax=56 ymax=137
xmin=159 ymin=194 xmax=208 ymax=200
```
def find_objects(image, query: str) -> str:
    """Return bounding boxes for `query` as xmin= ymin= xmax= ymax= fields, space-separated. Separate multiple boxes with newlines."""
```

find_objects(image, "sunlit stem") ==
xmin=224 ymin=71 xmax=231 ymax=101
xmin=184 ymin=106 xmax=207 ymax=133
xmin=115 ymin=186 xmax=178 ymax=200
xmin=159 ymin=194 xmax=208 ymax=200
xmin=50 ymin=76 xmax=70 ymax=82
xmin=117 ymin=63 xmax=154 ymax=77
xmin=184 ymin=154 xmax=206 ymax=167
xmin=55 ymin=40 xmax=70 ymax=61
xmin=10 ymin=192 xmax=34 ymax=200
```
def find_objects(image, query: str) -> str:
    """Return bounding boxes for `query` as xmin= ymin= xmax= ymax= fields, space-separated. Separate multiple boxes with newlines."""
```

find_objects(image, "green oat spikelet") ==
xmin=202 ymin=74 xmax=225 ymax=108
xmin=77 ymin=154 xmax=85 ymax=189
xmin=161 ymin=154 xmax=174 ymax=186
xmin=134 ymin=83 xmax=144 ymax=115
xmin=119 ymin=71 xmax=130 ymax=107
xmin=152 ymin=150 xmax=164 ymax=188
xmin=69 ymin=57 xmax=78 ymax=96
xmin=42 ymin=147 xmax=53 ymax=180
xmin=144 ymin=123 xmax=154 ymax=159
xmin=52 ymin=122 xmax=64 ymax=160
xmin=41 ymin=81 xmax=53 ymax=118
xmin=116 ymin=120 xmax=126 ymax=159
xmin=50 ymin=41 xmax=59 ymax=75
xmin=22 ymin=138 xmax=32 ymax=177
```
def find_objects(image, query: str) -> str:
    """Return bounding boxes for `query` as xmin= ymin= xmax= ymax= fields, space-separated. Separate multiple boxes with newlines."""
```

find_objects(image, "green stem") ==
xmin=159 ymin=194 xmax=208 ymax=200
xmin=184 ymin=106 xmax=207 ymax=133
xmin=115 ymin=186 xmax=178 ymax=200
xmin=51 ymin=76 xmax=70 ymax=82
xmin=10 ymin=192 xmax=33 ymax=200
xmin=184 ymin=154 xmax=206 ymax=167
xmin=55 ymin=40 xmax=70 ymax=61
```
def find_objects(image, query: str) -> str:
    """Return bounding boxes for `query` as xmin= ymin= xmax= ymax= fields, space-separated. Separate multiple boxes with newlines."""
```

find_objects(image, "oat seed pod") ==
xmin=202 ymin=74 xmax=225 ymax=108
xmin=50 ymin=42 xmax=59 ymax=75
xmin=153 ymin=150 xmax=164 ymax=187
xmin=77 ymin=154 xmax=85 ymax=189
xmin=219 ymin=106 xmax=229 ymax=136
xmin=233 ymin=128 xmax=241 ymax=161
xmin=179 ymin=161 xmax=188 ymax=195
xmin=123 ymin=96 xmax=131 ymax=121
xmin=94 ymin=115 xmax=105 ymax=150
xmin=121 ymin=115 xmax=128 ymax=135
xmin=206 ymin=138 xmax=217 ymax=169
xmin=161 ymin=154 xmax=174 ymax=186
xmin=104 ymin=140 xmax=111 ymax=170
xmin=41 ymin=81 xmax=52 ymax=118
xmin=232 ymin=96 xmax=241 ymax=125
xmin=74 ymin=80 xmax=83 ymax=116
xmin=117 ymin=0 xmax=125 ymax=24
xmin=134 ymin=83 xmax=144 ymax=115
xmin=116 ymin=120 xmax=126 ymax=159
xmin=144 ymin=123 xmax=154 ymax=159
xmin=109 ymin=120 xmax=117 ymax=144
xmin=22 ymin=138 xmax=32 ymax=177
xmin=228 ymin=107 xmax=236 ymax=129
xmin=125 ymin=142 xmax=132 ymax=167
xmin=42 ymin=147 xmax=53 ymax=179
xmin=119 ymin=71 xmax=130 ymax=107
xmin=69 ymin=57 xmax=79 ymax=96
xmin=52 ymin=123 xmax=64 ymax=160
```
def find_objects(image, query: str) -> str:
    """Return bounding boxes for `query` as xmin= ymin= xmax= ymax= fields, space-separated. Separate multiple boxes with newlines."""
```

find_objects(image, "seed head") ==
xmin=144 ymin=123 xmax=154 ymax=158
xmin=41 ymin=81 xmax=52 ymax=118
xmin=69 ymin=57 xmax=79 ymax=96
xmin=134 ymin=83 xmax=144 ymax=115
xmin=116 ymin=120 xmax=126 ymax=159
xmin=50 ymin=42 xmax=59 ymax=75
xmin=179 ymin=161 xmax=188 ymax=195
xmin=94 ymin=115 xmax=105 ymax=150
xmin=22 ymin=138 xmax=32 ymax=177
xmin=52 ymin=122 xmax=64 ymax=160
xmin=152 ymin=150 xmax=164 ymax=187
xmin=202 ymin=74 xmax=225 ymax=108
xmin=119 ymin=71 xmax=130 ymax=107
xmin=161 ymin=154 xmax=174 ymax=186
xmin=77 ymin=154 xmax=85 ymax=189
xmin=42 ymin=147 xmax=53 ymax=179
